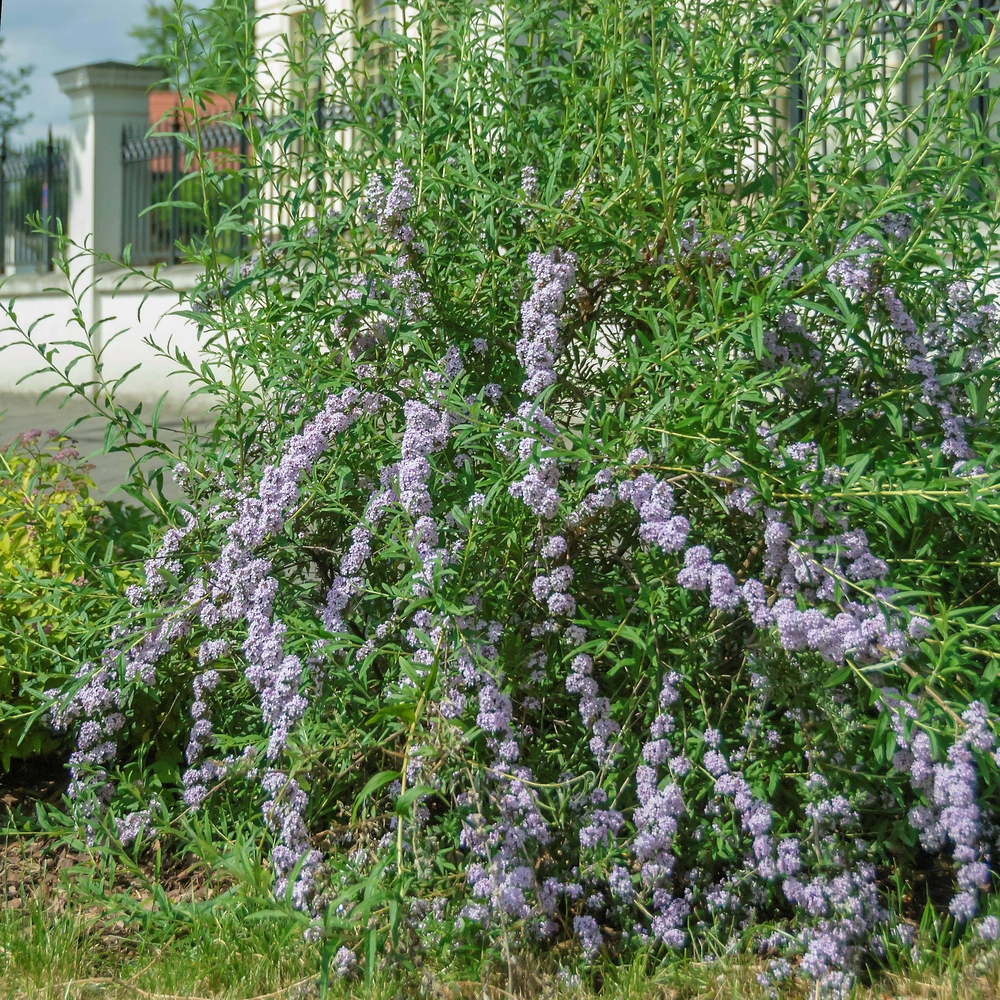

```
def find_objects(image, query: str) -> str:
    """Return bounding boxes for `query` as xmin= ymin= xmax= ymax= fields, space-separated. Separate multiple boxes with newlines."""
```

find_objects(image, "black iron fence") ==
xmin=122 ymin=119 xmax=248 ymax=266
xmin=0 ymin=132 xmax=69 ymax=274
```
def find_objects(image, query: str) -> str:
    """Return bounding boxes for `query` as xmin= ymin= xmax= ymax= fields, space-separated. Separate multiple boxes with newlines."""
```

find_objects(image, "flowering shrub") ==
xmin=12 ymin=0 xmax=1000 ymax=994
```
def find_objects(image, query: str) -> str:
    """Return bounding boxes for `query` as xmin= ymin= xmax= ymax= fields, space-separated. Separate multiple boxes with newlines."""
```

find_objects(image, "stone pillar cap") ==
xmin=54 ymin=62 xmax=162 ymax=97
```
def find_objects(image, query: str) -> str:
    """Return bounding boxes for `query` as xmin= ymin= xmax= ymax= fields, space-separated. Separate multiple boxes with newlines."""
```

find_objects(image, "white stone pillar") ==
xmin=54 ymin=62 xmax=162 ymax=261
xmin=53 ymin=62 xmax=161 ymax=391
xmin=255 ymin=0 xmax=358 ymax=233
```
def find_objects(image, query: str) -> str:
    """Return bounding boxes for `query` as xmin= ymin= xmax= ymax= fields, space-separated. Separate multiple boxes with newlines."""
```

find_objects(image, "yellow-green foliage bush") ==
xmin=0 ymin=431 xmax=148 ymax=769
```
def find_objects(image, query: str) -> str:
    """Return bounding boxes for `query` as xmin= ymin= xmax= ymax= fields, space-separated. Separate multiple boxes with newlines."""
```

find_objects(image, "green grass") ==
xmin=4 ymin=888 xmax=1000 ymax=1000
xmin=0 ymin=893 xmax=319 ymax=1000
xmin=3 ymin=835 xmax=1000 ymax=1000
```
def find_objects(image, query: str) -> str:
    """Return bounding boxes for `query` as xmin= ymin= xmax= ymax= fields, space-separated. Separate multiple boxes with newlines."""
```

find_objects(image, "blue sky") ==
xmin=1 ymin=1 xmax=169 ymax=143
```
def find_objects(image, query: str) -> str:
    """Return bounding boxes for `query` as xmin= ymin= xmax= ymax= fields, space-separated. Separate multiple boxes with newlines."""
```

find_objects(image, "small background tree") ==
xmin=0 ymin=37 xmax=32 ymax=141
xmin=129 ymin=0 xmax=256 ymax=94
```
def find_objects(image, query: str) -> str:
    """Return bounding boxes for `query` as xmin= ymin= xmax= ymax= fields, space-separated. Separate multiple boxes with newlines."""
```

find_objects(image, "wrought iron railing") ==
xmin=0 ymin=132 xmax=69 ymax=274
xmin=122 ymin=118 xmax=248 ymax=267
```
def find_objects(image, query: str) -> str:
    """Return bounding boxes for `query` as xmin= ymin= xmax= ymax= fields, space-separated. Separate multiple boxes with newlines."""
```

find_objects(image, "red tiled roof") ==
xmin=148 ymin=91 xmax=236 ymax=131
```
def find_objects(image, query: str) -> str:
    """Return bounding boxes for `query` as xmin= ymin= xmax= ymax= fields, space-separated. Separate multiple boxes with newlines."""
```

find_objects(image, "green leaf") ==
xmin=352 ymin=770 xmax=399 ymax=822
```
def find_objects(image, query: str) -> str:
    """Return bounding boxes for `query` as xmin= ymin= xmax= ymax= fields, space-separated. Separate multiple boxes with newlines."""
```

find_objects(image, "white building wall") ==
xmin=0 ymin=265 xmax=208 ymax=405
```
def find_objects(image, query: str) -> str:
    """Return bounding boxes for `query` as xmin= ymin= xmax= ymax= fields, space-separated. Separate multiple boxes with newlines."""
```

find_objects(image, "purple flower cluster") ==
xmin=516 ymin=248 xmax=577 ymax=396
xmin=520 ymin=165 xmax=539 ymax=203
xmin=366 ymin=159 xmax=416 ymax=242
xmin=573 ymin=914 xmax=603 ymax=959
xmin=510 ymin=457 xmax=561 ymax=520
xmin=579 ymin=788 xmax=624 ymax=849
xmin=507 ymin=253 xmax=570 ymax=521
xmin=262 ymin=770 xmax=323 ymax=912
xmin=185 ymin=669 xmax=220 ymax=766
xmin=674 ymin=532 xmax=901 ymax=665
xmin=618 ymin=473 xmax=689 ymax=552
xmin=534 ymin=563 xmax=576 ymax=617
xmin=978 ymin=916 xmax=1000 ymax=941
xmin=897 ymin=701 xmax=994 ymax=920
xmin=47 ymin=661 xmax=126 ymax=840
xmin=460 ymin=759 xmax=552 ymax=929
xmin=209 ymin=389 xmax=382 ymax=763
xmin=333 ymin=946 xmax=357 ymax=978
xmin=565 ymin=654 xmax=621 ymax=765
xmin=203 ymin=390 xmax=382 ymax=899
xmin=667 ymin=456 xmax=914 ymax=668
xmin=784 ymin=865 xmax=887 ymax=997
xmin=633 ymin=673 xmax=688 ymax=947
xmin=827 ymin=231 xmax=880 ymax=292
xmin=713 ymin=763 xmax=778 ymax=881
xmin=114 ymin=808 xmax=151 ymax=847
xmin=882 ymin=284 xmax=995 ymax=469
xmin=138 ymin=510 xmax=197 ymax=598
xmin=447 ymin=616 xmax=554 ymax=936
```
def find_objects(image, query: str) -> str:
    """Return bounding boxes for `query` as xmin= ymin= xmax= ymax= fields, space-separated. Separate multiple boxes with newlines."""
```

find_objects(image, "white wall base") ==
xmin=0 ymin=264 xmax=212 ymax=406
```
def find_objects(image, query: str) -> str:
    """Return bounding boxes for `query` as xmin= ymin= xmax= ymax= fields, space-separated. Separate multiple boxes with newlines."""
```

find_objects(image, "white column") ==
xmin=54 ymin=62 xmax=162 ymax=260
xmin=255 ymin=0 xmax=358 ymax=233
xmin=254 ymin=0 xmax=355 ymax=55
xmin=53 ymin=63 xmax=160 ymax=391
xmin=256 ymin=1 xmax=308 ymax=235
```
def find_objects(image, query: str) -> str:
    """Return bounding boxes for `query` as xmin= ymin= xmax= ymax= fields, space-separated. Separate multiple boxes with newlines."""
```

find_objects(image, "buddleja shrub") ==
xmin=28 ymin=0 xmax=1000 ymax=994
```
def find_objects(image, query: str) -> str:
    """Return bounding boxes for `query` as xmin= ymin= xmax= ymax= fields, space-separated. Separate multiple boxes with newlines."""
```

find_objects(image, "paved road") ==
xmin=0 ymin=392 xmax=192 ymax=500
